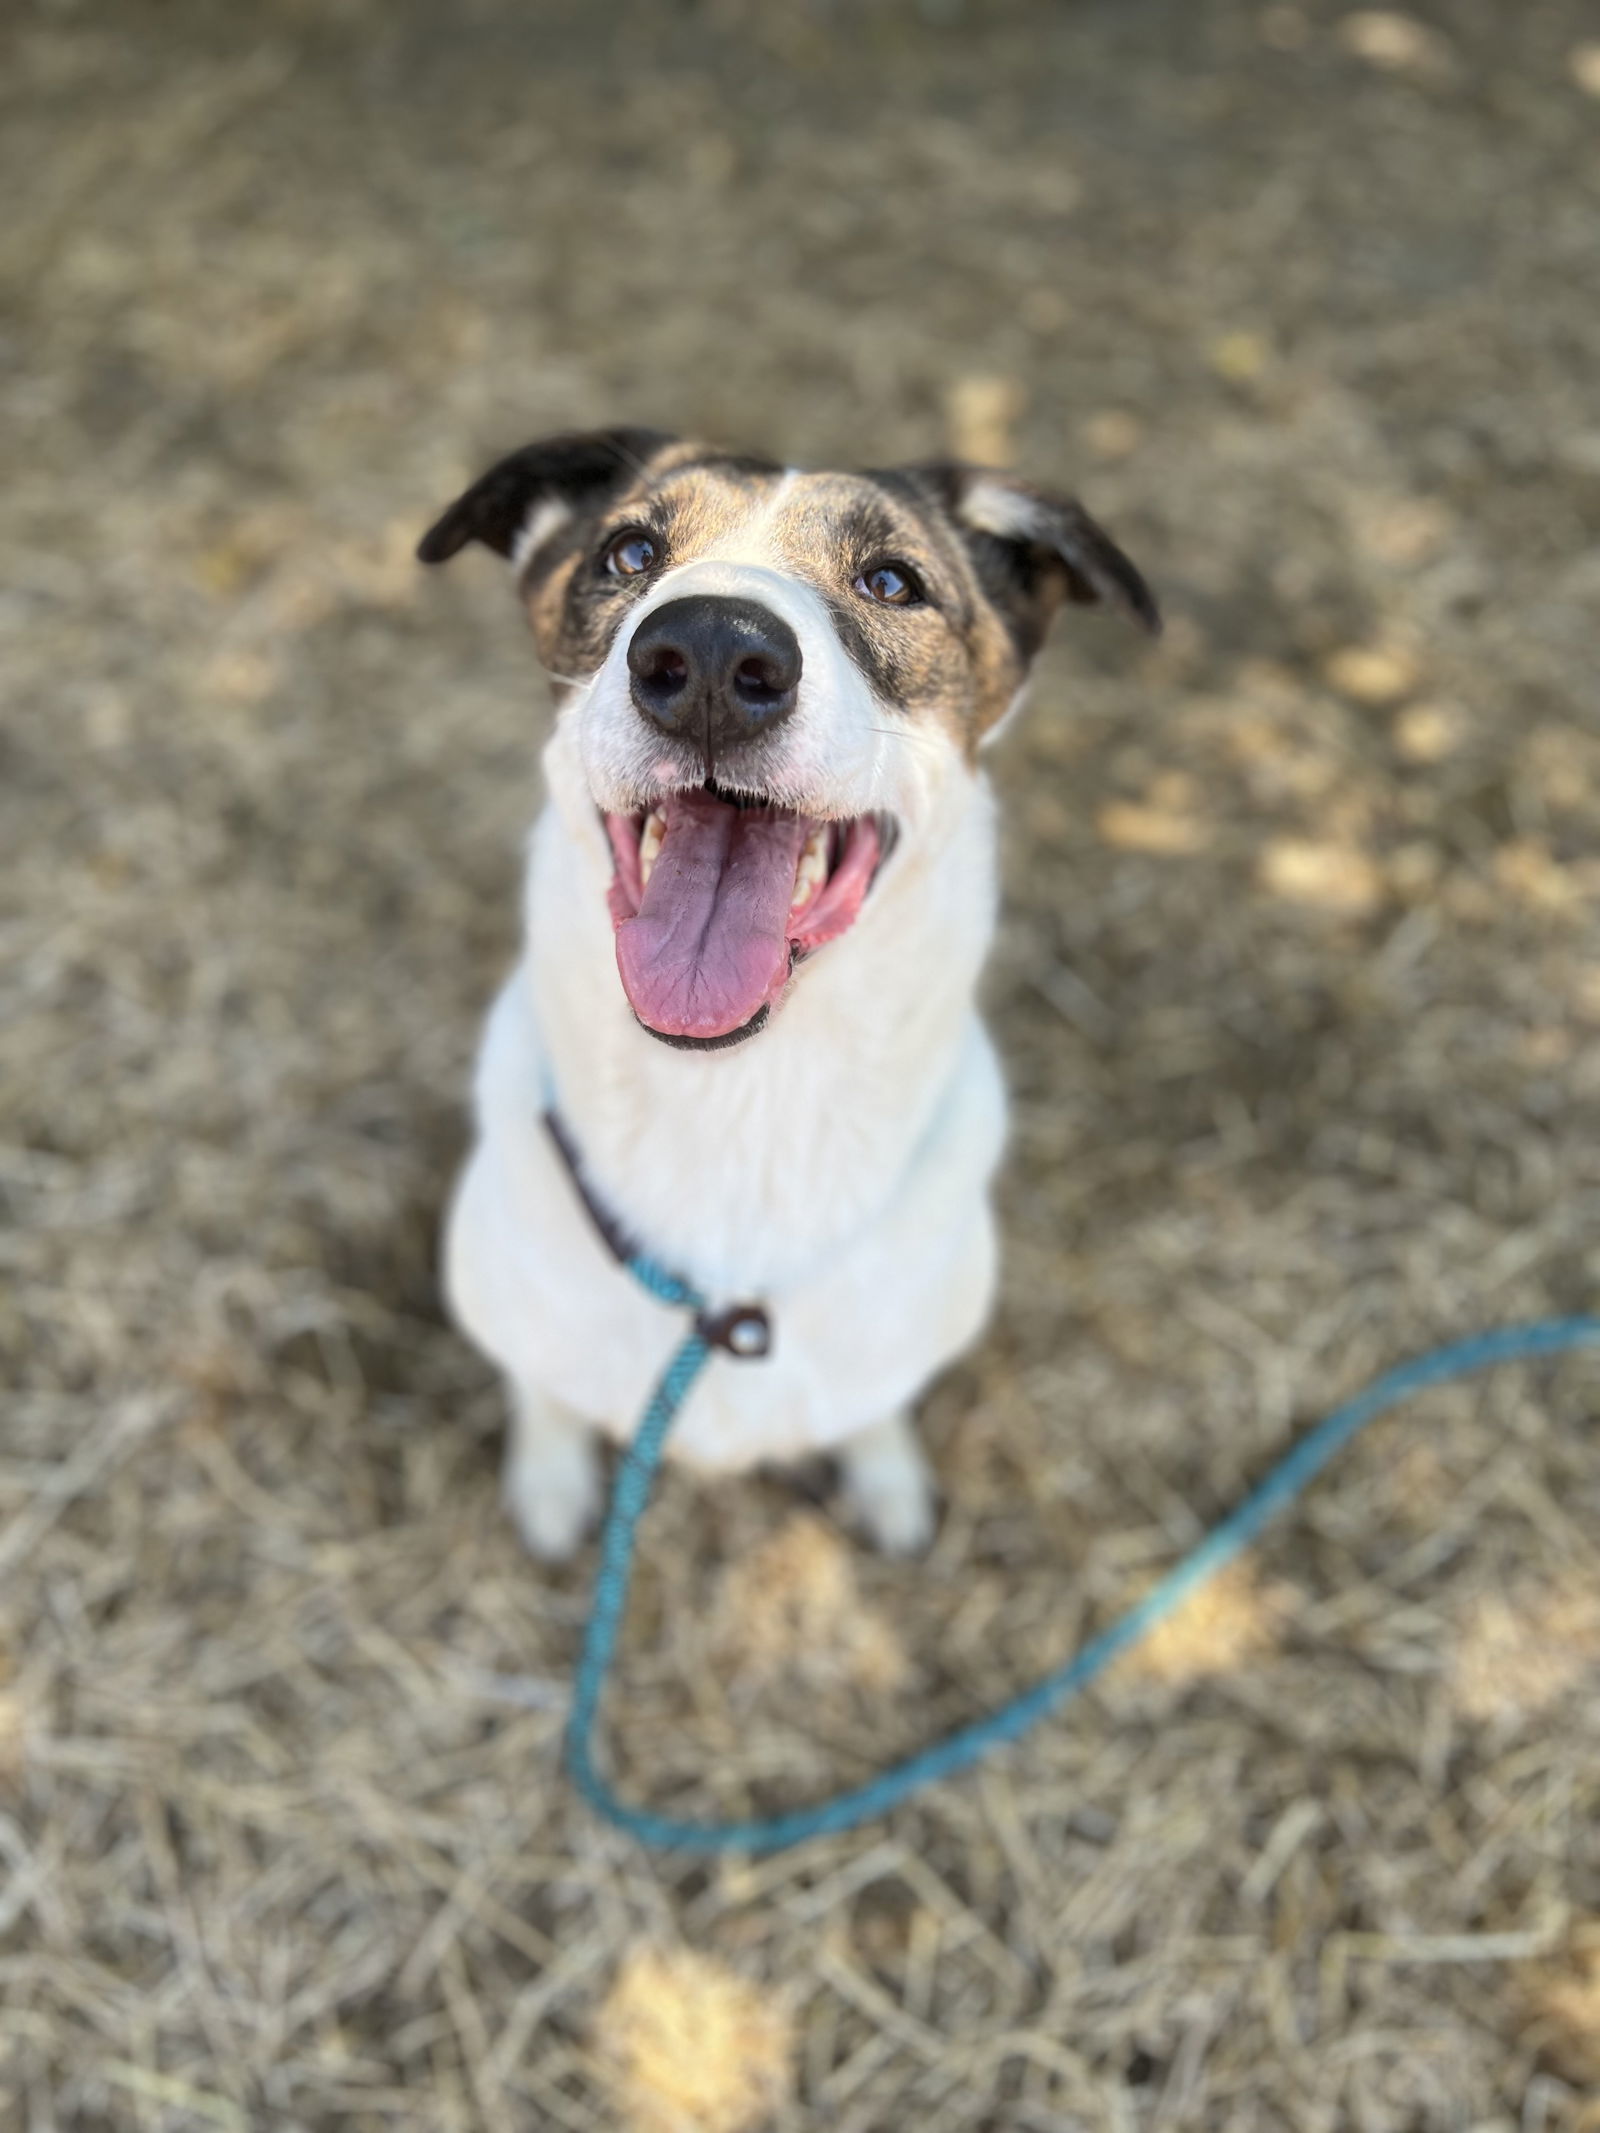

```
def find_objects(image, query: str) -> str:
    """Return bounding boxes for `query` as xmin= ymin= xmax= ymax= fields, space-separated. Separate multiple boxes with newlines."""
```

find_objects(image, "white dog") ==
xmin=419 ymin=431 xmax=1156 ymax=1559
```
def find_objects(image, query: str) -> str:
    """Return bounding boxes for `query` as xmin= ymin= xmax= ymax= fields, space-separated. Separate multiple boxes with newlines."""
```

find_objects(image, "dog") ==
xmin=418 ymin=430 xmax=1157 ymax=1558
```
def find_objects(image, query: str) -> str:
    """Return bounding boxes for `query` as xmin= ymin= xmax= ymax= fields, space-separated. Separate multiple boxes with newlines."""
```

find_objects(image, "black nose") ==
xmin=626 ymin=596 xmax=802 ymax=764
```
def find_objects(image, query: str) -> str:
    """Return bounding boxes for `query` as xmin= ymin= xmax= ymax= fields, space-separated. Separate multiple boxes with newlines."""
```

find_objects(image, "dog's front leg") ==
xmin=502 ymin=1382 xmax=602 ymax=1562
xmin=838 ymin=1411 xmax=937 ymax=1555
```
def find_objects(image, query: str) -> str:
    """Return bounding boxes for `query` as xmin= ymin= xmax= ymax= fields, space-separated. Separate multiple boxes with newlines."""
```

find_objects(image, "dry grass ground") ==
xmin=5 ymin=2 xmax=1600 ymax=2127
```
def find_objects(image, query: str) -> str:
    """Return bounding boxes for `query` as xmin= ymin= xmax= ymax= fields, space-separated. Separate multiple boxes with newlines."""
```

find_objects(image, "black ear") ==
xmin=914 ymin=463 xmax=1160 ymax=643
xmin=416 ymin=427 xmax=676 ymax=565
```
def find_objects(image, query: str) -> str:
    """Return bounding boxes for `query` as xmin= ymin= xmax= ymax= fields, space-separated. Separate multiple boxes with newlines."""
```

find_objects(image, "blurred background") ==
xmin=6 ymin=3 xmax=1600 ymax=2127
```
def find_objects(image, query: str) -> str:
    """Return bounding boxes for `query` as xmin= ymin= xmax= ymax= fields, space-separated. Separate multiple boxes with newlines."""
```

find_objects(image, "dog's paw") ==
xmin=503 ymin=1419 xmax=601 ymax=1563
xmin=849 ymin=1467 xmax=938 ymax=1555
xmin=840 ymin=1413 xmax=938 ymax=1556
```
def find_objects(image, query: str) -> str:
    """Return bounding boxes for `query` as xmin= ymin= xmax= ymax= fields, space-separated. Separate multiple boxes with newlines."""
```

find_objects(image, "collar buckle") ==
xmin=696 ymin=1303 xmax=773 ymax=1360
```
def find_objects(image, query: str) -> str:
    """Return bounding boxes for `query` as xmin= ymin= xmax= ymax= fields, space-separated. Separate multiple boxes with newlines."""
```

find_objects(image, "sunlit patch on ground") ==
xmin=1257 ymin=836 xmax=1384 ymax=916
xmin=1114 ymin=1562 xmax=1294 ymax=1687
xmin=596 ymin=1945 xmax=794 ymax=2133
xmin=1518 ymin=1926 xmax=1600 ymax=2089
xmin=1452 ymin=1581 xmax=1600 ymax=1729
xmin=714 ymin=1512 xmax=911 ymax=1695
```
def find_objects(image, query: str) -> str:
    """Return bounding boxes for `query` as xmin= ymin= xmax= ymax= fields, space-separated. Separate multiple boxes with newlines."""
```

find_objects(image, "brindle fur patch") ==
xmin=767 ymin=469 xmax=1034 ymax=750
xmin=520 ymin=446 xmax=787 ymax=694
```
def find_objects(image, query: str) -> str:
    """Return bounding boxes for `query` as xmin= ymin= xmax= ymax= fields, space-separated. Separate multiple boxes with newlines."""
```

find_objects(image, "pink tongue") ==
xmin=616 ymin=790 xmax=809 ymax=1040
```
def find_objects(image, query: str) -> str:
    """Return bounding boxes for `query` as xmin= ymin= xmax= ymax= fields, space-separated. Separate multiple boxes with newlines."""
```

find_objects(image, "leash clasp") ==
xmin=696 ymin=1302 xmax=772 ymax=1360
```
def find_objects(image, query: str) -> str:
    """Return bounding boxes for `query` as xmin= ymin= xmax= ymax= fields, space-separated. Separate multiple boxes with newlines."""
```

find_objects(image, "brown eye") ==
xmin=603 ymin=529 xmax=659 ymax=579
xmin=856 ymin=560 xmax=924 ymax=607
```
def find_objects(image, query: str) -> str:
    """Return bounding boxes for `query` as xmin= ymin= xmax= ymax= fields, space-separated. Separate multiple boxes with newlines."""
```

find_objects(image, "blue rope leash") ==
xmin=564 ymin=1270 xmax=1600 ymax=1854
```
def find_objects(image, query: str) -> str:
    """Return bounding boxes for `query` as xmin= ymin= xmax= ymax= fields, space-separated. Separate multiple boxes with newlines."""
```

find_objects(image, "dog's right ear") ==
xmin=416 ymin=427 xmax=676 ymax=565
xmin=902 ymin=462 xmax=1160 ymax=657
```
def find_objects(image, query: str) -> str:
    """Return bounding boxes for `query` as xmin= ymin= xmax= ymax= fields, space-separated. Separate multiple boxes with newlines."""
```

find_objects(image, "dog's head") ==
xmin=420 ymin=429 xmax=1157 ymax=1050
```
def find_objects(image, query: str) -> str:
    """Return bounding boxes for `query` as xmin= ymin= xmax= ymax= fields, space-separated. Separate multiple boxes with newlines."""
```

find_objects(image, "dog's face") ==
xmin=420 ymin=429 xmax=1156 ymax=1049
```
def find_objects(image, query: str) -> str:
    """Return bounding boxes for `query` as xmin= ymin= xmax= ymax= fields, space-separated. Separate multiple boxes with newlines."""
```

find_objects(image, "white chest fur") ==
xmin=443 ymin=726 xmax=1008 ymax=1470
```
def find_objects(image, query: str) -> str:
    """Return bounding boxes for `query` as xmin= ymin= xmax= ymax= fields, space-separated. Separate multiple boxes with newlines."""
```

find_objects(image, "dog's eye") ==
xmin=603 ymin=529 xmax=659 ymax=579
xmin=855 ymin=560 xmax=924 ymax=607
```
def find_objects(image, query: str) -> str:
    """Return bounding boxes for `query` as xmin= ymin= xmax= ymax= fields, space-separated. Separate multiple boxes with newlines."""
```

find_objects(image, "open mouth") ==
xmin=603 ymin=784 xmax=889 ymax=1047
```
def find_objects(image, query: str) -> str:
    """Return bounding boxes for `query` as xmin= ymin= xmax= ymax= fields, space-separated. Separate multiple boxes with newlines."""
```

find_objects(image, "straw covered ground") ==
xmin=5 ymin=2 xmax=1600 ymax=2126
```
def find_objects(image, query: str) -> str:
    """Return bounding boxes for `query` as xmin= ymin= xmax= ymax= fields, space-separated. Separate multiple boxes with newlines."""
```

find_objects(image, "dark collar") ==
xmin=544 ymin=1104 xmax=638 ymax=1268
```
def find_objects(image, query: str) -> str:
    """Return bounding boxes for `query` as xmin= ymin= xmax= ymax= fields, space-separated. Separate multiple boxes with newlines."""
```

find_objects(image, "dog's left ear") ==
xmin=915 ymin=464 xmax=1160 ymax=651
xmin=417 ymin=426 xmax=676 ymax=565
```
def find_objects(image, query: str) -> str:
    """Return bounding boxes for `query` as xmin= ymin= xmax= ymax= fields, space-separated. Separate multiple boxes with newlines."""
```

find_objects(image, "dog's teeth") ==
xmin=639 ymin=811 xmax=665 ymax=886
xmin=790 ymin=825 xmax=829 ymax=910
